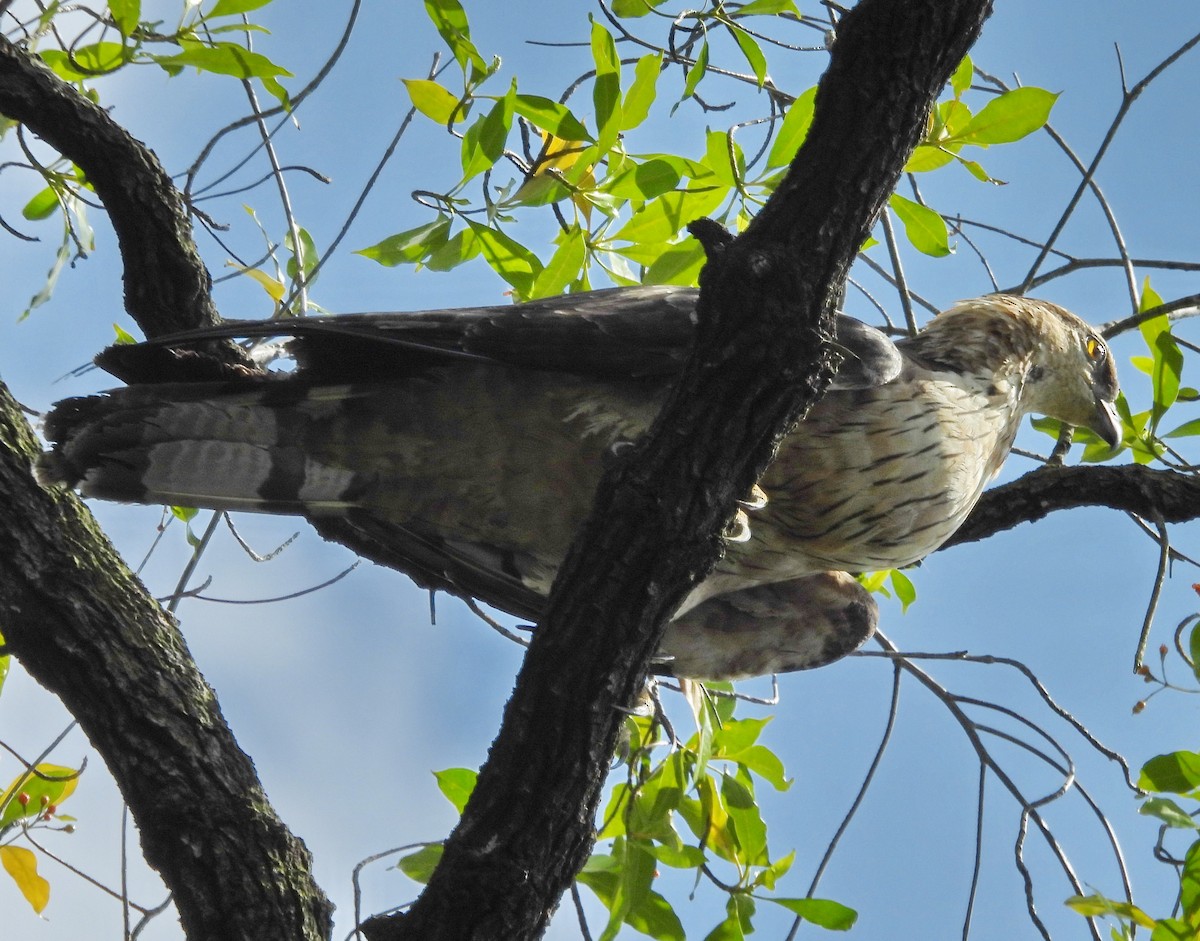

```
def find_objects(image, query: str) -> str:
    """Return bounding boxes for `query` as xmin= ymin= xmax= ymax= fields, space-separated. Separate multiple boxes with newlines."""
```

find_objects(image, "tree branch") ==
xmin=368 ymin=1 xmax=995 ymax=938
xmin=945 ymin=463 xmax=1200 ymax=549
xmin=0 ymin=35 xmax=329 ymax=941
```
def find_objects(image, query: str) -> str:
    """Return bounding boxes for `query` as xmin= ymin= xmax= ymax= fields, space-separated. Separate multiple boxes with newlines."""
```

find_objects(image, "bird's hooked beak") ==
xmin=1090 ymin=396 xmax=1122 ymax=450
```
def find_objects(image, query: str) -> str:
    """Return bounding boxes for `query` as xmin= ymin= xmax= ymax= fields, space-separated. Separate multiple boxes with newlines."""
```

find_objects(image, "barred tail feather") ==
xmin=38 ymin=383 xmax=360 ymax=514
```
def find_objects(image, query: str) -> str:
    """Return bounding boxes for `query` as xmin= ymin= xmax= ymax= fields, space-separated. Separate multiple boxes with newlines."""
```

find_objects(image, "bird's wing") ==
xmin=96 ymin=284 xmax=902 ymax=388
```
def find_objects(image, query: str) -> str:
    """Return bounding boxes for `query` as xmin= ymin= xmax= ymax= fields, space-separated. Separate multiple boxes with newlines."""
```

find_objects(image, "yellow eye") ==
xmin=1085 ymin=335 xmax=1106 ymax=362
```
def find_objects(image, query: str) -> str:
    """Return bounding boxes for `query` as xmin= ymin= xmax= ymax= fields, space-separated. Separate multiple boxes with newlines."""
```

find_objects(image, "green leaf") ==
xmin=424 ymin=0 xmax=487 ymax=75
xmin=1140 ymin=797 xmax=1200 ymax=830
xmin=889 ymin=194 xmax=950 ymax=257
xmin=397 ymin=843 xmax=443 ymax=884
xmin=1 ymin=764 xmax=80 ymax=829
xmin=403 ymin=79 xmax=463 ymax=125
xmin=207 ymin=0 xmax=274 ymax=17
xmin=950 ymin=54 xmax=973 ymax=96
xmin=591 ymin=21 xmax=623 ymax=158
xmin=460 ymin=84 xmax=514 ymax=181
xmin=355 ymin=216 xmax=451 ymax=267
xmin=1139 ymin=280 xmax=1182 ymax=429
xmin=530 ymin=226 xmax=586 ymax=298
xmin=959 ymin=87 xmax=1058 ymax=145
xmin=644 ymin=240 xmax=706 ymax=286
xmin=1065 ymin=894 xmax=1157 ymax=929
xmin=704 ymin=129 xmax=744 ymax=187
xmin=722 ymin=772 xmax=768 ymax=866
xmin=611 ymin=0 xmax=670 ymax=17
xmin=512 ymin=95 xmax=591 ymax=142
xmin=0 ymin=628 xmax=8 ymax=699
xmin=107 ymin=0 xmax=140 ymax=38
xmin=730 ymin=27 xmax=767 ymax=88
xmin=904 ymin=145 xmax=956 ymax=173
xmin=621 ymin=53 xmax=662 ymax=131
xmin=705 ymin=894 xmax=756 ymax=941
xmin=22 ymin=186 xmax=59 ymax=221
xmin=681 ymin=41 xmax=709 ymax=103
xmin=467 ymin=220 xmax=542 ymax=299
xmin=734 ymin=0 xmax=800 ymax=15
xmin=767 ymin=86 xmax=816 ymax=169
xmin=611 ymin=183 xmax=727 ymax=245
xmin=1164 ymin=417 xmax=1200 ymax=439
xmin=151 ymin=43 xmax=292 ymax=103
xmin=769 ymin=897 xmax=858 ymax=930
xmin=1190 ymin=620 xmax=1200 ymax=684
xmin=285 ymin=227 xmax=318 ymax=281
xmin=40 ymin=42 xmax=129 ymax=79
xmin=1140 ymin=751 xmax=1200 ymax=795
xmin=604 ymin=155 xmax=686 ymax=200
xmin=425 ymin=227 xmax=481 ymax=271
xmin=433 ymin=768 xmax=476 ymax=814
xmin=889 ymin=569 xmax=917 ymax=612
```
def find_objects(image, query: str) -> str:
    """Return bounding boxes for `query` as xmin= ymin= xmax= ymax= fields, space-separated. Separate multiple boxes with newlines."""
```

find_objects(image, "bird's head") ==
xmin=916 ymin=295 xmax=1122 ymax=449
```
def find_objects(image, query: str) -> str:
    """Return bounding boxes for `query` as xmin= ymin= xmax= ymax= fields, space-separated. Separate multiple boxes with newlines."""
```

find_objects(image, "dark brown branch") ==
xmin=945 ymin=464 xmax=1200 ymax=549
xmin=0 ymin=35 xmax=254 ymax=362
xmin=367 ymin=1 xmax=994 ymax=939
xmin=0 ymin=35 xmax=328 ymax=941
xmin=0 ymin=381 xmax=333 ymax=941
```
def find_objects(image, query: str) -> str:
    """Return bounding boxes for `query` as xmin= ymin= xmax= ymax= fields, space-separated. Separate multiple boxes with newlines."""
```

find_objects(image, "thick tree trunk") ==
xmin=0 ymin=381 xmax=333 ymax=941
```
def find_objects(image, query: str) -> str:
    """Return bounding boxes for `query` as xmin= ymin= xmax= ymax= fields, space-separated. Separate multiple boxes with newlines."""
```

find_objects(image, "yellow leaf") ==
xmin=1 ymin=845 xmax=50 ymax=913
xmin=226 ymin=262 xmax=285 ymax=302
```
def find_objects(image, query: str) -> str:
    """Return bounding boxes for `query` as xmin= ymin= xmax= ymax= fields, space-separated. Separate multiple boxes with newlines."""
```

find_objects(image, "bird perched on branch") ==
xmin=38 ymin=287 xmax=1120 ymax=680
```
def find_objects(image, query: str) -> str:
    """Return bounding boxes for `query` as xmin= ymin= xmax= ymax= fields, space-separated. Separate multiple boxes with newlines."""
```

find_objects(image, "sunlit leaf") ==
xmin=611 ymin=0 xmax=670 ymax=17
xmin=207 ymin=0 xmax=274 ymax=17
xmin=424 ymin=0 xmax=487 ymax=75
xmin=460 ymin=84 xmax=514 ymax=181
xmin=769 ymin=897 xmax=858 ymax=930
xmin=229 ymin=264 xmax=285 ymax=302
xmin=889 ymin=569 xmax=917 ymax=612
xmin=467 ymin=220 xmax=542 ymax=299
xmin=1140 ymin=797 xmax=1200 ymax=830
xmin=531 ymin=226 xmax=586 ymax=298
xmin=397 ymin=843 xmax=443 ymax=884
xmin=22 ymin=186 xmax=59 ymax=221
xmin=0 ymin=764 xmax=80 ymax=828
xmin=766 ymin=85 xmax=816 ymax=169
xmin=730 ymin=27 xmax=767 ymax=88
xmin=152 ymin=43 xmax=292 ymax=82
xmin=591 ymin=21 xmax=623 ymax=157
xmin=433 ymin=768 xmax=477 ymax=815
xmin=889 ymin=194 xmax=950 ymax=257
xmin=734 ymin=0 xmax=800 ymax=15
xmin=611 ymin=183 xmax=727 ymax=245
xmin=107 ymin=0 xmax=140 ymax=38
xmin=355 ymin=216 xmax=452 ymax=267
xmin=959 ymin=87 xmax=1057 ymax=144
xmin=403 ymin=79 xmax=464 ymax=125
xmin=950 ymin=54 xmax=973 ymax=96
xmin=512 ymin=95 xmax=591 ymax=142
xmin=1065 ymin=894 xmax=1156 ymax=929
xmin=1140 ymin=751 xmax=1200 ymax=795
xmin=621 ymin=53 xmax=662 ymax=131
xmin=1 ymin=846 xmax=50 ymax=914
xmin=680 ymin=41 xmax=709 ymax=103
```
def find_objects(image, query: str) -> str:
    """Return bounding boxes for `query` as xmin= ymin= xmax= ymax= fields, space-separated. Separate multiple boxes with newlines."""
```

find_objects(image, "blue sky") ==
xmin=2 ymin=2 xmax=1200 ymax=939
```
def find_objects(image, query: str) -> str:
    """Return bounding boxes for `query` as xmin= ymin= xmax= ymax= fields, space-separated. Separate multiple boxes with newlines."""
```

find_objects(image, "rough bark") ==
xmin=0 ymin=381 xmax=333 ymax=941
xmin=944 ymin=463 xmax=1200 ymax=548
xmin=0 ymin=34 xmax=329 ymax=941
xmin=366 ymin=1 xmax=995 ymax=938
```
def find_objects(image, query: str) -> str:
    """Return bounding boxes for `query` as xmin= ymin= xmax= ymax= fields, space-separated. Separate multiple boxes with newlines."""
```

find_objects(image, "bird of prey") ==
xmin=38 ymin=287 xmax=1120 ymax=680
